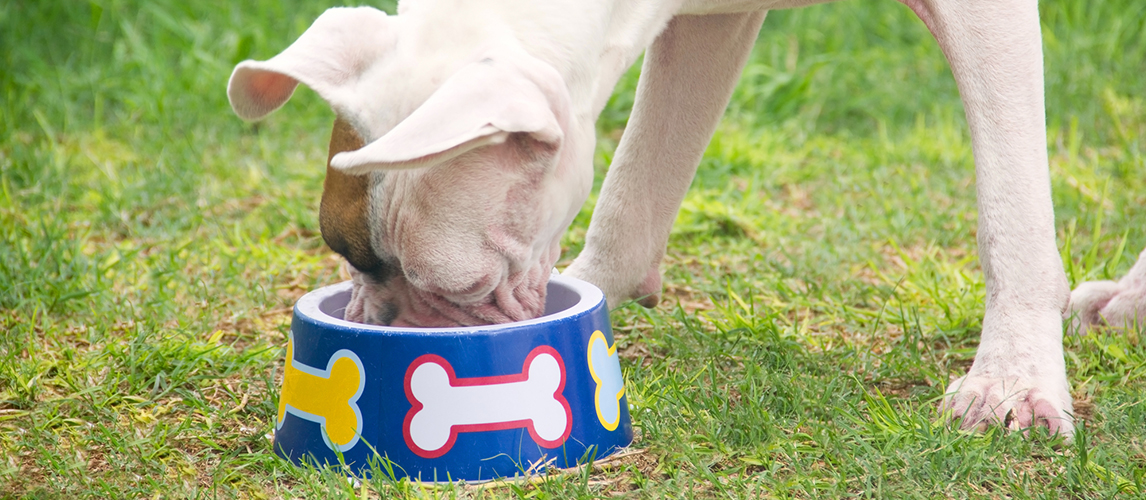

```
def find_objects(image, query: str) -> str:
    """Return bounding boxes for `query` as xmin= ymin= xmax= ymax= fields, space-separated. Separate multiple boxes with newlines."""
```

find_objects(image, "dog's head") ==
xmin=228 ymin=7 xmax=591 ymax=326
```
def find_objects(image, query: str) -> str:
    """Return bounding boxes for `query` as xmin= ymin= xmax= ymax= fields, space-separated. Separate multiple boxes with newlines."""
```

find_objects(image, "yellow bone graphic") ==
xmin=277 ymin=332 xmax=366 ymax=451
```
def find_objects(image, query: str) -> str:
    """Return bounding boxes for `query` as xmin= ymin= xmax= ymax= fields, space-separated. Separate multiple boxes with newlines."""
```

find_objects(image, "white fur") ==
xmin=1068 ymin=248 xmax=1146 ymax=335
xmin=228 ymin=0 xmax=1145 ymax=437
xmin=330 ymin=57 xmax=566 ymax=173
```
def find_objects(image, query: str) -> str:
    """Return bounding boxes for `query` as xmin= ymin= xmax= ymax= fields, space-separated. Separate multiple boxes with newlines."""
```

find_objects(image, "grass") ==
xmin=2 ymin=0 xmax=1144 ymax=497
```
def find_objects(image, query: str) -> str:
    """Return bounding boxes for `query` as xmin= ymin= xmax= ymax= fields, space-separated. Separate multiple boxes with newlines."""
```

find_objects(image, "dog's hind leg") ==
xmin=1067 ymin=247 xmax=1146 ymax=335
xmin=565 ymin=12 xmax=766 ymax=308
xmin=900 ymin=0 xmax=1075 ymax=437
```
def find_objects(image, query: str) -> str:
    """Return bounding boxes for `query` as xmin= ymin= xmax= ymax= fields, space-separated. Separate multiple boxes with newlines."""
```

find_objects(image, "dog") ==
xmin=227 ymin=0 xmax=1146 ymax=438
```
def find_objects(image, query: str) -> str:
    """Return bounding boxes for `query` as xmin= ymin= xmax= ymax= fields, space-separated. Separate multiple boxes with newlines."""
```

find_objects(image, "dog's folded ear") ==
xmin=329 ymin=58 xmax=568 ymax=174
xmin=227 ymin=7 xmax=393 ymax=121
xmin=229 ymin=6 xmax=569 ymax=173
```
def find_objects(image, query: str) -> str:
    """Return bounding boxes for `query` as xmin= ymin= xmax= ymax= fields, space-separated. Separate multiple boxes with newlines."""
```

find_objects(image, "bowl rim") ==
xmin=294 ymin=273 xmax=605 ymax=334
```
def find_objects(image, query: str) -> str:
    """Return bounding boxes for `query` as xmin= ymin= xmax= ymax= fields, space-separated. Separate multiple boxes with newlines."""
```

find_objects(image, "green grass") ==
xmin=2 ymin=0 xmax=1144 ymax=497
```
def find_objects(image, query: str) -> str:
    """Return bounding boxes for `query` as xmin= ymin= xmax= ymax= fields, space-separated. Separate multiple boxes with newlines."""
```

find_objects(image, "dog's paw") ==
xmin=564 ymin=258 xmax=662 ymax=309
xmin=1067 ymin=248 xmax=1146 ymax=335
xmin=941 ymin=375 xmax=1074 ymax=438
xmin=1066 ymin=279 xmax=1146 ymax=335
xmin=1065 ymin=280 xmax=1122 ymax=334
xmin=633 ymin=266 xmax=663 ymax=308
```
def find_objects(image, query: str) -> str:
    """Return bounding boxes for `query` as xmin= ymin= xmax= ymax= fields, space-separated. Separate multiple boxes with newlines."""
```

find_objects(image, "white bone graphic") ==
xmin=403 ymin=346 xmax=571 ymax=458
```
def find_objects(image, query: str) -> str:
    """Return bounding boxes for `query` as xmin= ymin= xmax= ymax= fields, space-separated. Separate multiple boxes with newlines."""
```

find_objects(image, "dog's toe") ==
xmin=942 ymin=375 xmax=1074 ymax=439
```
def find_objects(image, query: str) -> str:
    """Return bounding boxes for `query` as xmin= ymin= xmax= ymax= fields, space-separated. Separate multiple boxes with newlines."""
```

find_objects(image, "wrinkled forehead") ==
xmin=375 ymin=138 xmax=551 ymax=205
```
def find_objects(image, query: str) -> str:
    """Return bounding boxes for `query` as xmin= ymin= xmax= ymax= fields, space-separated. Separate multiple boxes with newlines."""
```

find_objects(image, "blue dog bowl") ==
xmin=274 ymin=274 xmax=634 ymax=482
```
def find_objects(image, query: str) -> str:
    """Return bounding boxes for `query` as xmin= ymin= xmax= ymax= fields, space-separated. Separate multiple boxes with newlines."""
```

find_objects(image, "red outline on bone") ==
xmin=402 ymin=345 xmax=572 ymax=458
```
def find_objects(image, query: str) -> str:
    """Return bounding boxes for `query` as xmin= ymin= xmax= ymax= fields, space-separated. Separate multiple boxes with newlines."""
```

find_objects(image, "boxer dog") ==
xmin=227 ymin=0 xmax=1145 ymax=438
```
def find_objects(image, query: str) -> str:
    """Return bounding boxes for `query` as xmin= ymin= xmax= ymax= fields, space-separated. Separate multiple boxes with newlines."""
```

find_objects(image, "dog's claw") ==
xmin=942 ymin=375 xmax=1074 ymax=439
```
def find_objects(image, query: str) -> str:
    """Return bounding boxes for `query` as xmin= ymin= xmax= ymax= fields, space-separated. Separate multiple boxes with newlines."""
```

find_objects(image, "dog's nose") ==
xmin=366 ymin=302 xmax=399 ymax=326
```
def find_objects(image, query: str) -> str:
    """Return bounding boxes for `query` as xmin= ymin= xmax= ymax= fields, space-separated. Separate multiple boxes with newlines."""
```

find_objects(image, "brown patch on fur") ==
xmin=319 ymin=118 xmax=389 ymax=280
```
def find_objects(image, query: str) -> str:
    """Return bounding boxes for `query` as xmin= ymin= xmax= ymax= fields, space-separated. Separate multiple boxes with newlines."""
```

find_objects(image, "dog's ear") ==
xmin=328 ymin=58 xmax=567 ymax=174
xmin=227 ymin=7 xmax=392 ymax=121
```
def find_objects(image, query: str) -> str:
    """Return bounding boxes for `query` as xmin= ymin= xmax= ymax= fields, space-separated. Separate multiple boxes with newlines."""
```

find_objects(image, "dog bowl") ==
xmin=273 ymin=274 xmax=634 ymax=482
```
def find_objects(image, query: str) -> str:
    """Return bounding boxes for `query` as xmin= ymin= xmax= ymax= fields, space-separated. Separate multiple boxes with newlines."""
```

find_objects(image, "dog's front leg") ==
xmin=902 ymin=0 xmax=1074 ymax=436
xmin=565 ymin=12 xmax=766 ymax=308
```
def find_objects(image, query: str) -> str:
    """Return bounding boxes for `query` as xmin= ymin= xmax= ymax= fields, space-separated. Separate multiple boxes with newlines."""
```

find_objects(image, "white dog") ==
xmin=228 ymin=0 xmax=1145 ymax=438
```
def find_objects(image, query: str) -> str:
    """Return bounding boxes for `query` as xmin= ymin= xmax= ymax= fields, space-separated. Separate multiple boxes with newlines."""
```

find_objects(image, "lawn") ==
xmin=2 ymin=0 xmax=1145 ymax=498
